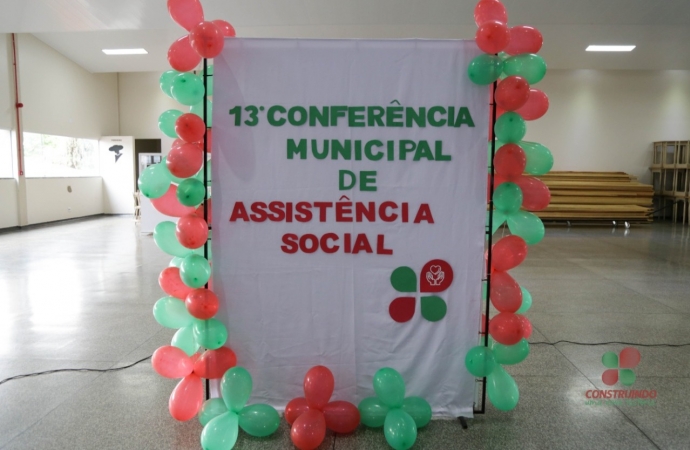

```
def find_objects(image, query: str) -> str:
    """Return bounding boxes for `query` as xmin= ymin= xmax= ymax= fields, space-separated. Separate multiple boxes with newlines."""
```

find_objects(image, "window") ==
xmin=0 ymin=129 xmax=11 ymax=178
xmin=23 ymin=132 xmax=99 ymax=177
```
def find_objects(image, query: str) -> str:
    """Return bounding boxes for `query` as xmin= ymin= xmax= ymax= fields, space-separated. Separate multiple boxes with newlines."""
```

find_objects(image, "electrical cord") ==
xmin=2 ymin=341 xmax=690 ymax=387
xmin=530 ymin=340 xmax=690 ymax=347
xmin=0 ymin=355 xmax=151 ymax=387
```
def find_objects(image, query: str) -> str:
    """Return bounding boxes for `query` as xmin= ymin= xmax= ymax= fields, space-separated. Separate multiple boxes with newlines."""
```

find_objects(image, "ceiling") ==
xmin=1 ymin=0 xmax=689 ymax=73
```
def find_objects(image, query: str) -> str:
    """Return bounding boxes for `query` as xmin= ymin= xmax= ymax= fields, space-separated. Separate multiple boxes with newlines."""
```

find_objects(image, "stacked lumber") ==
xmin=534 ymin=172 xmax=653 ymax=223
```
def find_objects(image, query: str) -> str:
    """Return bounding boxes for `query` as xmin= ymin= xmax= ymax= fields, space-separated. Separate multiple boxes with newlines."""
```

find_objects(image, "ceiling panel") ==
xmin=3 ymin=0 xmax=690 ymax=72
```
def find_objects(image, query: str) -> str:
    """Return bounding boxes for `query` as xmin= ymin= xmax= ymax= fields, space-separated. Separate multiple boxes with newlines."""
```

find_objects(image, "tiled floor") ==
xmin=1 ymin=217 xmax=689 ymax=449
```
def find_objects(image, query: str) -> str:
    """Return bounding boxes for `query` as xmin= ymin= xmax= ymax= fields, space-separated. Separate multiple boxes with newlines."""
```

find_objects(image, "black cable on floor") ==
xmin=0 ymin=355 xmax=151 ymax=386
xmin=530 ymin=340 xmax=690 ymax=347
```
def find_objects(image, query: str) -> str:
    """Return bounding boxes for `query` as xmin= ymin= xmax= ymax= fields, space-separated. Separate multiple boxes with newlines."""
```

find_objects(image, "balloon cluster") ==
xmin=358 ymin=368 xmax=431 ymax=450
xmin=465 ymin=0 xmax=552 ymax=412
xmin=200 ymin=367 xmax=281 ymax=450
xmin=285 ymin=366 xmax=360 ymax=450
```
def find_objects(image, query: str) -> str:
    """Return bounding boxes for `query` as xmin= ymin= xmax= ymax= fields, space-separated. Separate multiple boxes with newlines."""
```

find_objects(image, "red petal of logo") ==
xmin=420 ymin=259 xmax=453 ymax=293
xmin=602 ymin=369 xmax=618 ymax=386
xmin=389 ymin=297 xmax=415 ymax=323
xmin=619 ymin=347 xmax=641 ymax=369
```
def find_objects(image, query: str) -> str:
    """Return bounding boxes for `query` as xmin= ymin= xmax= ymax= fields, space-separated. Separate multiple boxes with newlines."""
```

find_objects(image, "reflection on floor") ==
xmin=0 ymin=216 xmax=688 ymax=449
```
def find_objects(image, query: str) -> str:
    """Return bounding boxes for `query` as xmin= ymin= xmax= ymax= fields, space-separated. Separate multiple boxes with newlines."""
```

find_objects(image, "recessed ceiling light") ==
xmin=102 ymin=48 xmax=148 ymax=55
xmin=586 ymin=45 xmax=636 ymax=52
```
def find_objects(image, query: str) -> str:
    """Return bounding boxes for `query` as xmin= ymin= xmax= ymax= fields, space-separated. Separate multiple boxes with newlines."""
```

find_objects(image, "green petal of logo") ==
xmin=389 ymin=259 xmax=453 ymax=323
xmin=602 ymin=347 xmax=641 ymax=386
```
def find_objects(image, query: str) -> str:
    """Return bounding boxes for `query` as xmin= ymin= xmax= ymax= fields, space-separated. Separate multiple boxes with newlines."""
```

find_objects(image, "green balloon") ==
xmin=180 ymin=254 xmax=211 ymax=288
xmin=160 ymin=157 xmax=186 ymax=184
xmin=169 ymin=256 xmax=184 ymax=268
xmin=194 ymin=160 xmax=212 ymax=186
xmin=373 ymin=368 xmax=406 ymax=408
xmin=159 ymin=70 xmax=180 ymax=98
xmin=465 ymin=345 xmax=497 ymax=377
xmin=493 ymin=182 xmax=523 ymax=213
xmin=193 ymin=318 xmax=228 ymax=350
xmin=383 ymin=409 xmax=417 ymax=450
xmin=238 ymin=404 xmax=280 ymax=437
xmin=487 ymin=365 xmax=519 ymax=411
xmin=201 ymin=411 xmax=239 ymax=450
xmin=221 ymin=367 xmax=253 ymax=413
xmin=520 ymin=141 xmax=553 ymax=175
xmin=494 ymin=112 xmax=526 ymax=144
xmin=507 ymin=210 xmax=545 ymax=245
xmin=153 ymin=296 xmax=193 ymax=329
xmin=503 ymin=53 xmax=547 ymax=85
xmin=172 ymin=324 xmax=200 ymax=356
xmin=158 ymin=109 xmax=183 ymax=138
xmin=138 ymin=163 xmax=171 ymax=199
xmin=199 ymin=398 xmax=228 ymax=426
xmin=177 ymin=178 xmax=206 ymax=206
xmin=191 ymin=99 xmax=213 ymax=127
xmin=154 ymin=221 xmax=194 ymax=257
xmin=489 ymin=209 xmax=508 ymax=234
xmin=171 ymin=72 xmax=205 ymax=106
xmin=467 ymin=54 xmax=504 ymax=85
xmin=358 ymin=397 xmax=389 ymax=428
xmin=516 ymin=287 xmax=532 ymax=314
xmin=492 ymin=339 xmax=530 ymax=365
xmin=401 ymin=397 xmax=432 ymax=428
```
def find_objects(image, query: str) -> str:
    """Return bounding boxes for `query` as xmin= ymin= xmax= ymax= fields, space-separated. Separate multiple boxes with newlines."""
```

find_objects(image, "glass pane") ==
xmin=652 ymin=172 xmax=661 ymax=193
xmin=663 ymin=170 xmax=675 ymax=192
xmin=665 ymin=144 xmax=676 ymax=165
xmin=653 ymin=144 xmax=663 ymax=165
xmin=678 ymin=143 xmax=688 ymax=164
xmin=676 ymin=171 xmax=686 ymax=193
xmin=24 ymin=132 xmax=100 ymax=178
xmin=0 ymin=129 xmax=12 ymax=178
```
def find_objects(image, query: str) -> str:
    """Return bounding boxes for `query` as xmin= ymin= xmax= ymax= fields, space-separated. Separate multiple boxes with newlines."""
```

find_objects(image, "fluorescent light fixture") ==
xmin=586 ymin=45 xmax=635 ymax=52
xmin=102 ymin=48 xmax=148 ymax=55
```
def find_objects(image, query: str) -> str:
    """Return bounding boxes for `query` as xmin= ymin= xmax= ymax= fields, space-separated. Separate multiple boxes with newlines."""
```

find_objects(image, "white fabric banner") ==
xmin=212 ymin=38 xmax=488 ymax=417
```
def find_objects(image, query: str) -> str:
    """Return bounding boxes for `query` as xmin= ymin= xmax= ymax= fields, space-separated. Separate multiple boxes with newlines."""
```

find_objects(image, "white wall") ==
xmin=25 ymin=177 xmax=102 ymax=225
xmin=525 ymin=70 xmax=690 ymax=184
xmin=18 ymin=34 xmax=119 ymax=138
xmin=0 ymin=178 xmax=18 ymax=228
xmin=0 ymin=34 xmax=12 ymax=130
xmin=118 ymin=72 xmax=181 ymax=154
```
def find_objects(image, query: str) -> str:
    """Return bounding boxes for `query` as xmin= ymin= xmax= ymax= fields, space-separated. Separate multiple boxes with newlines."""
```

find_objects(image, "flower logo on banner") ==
xmin=602 ymin=347 xmax=641 ymax=386
xmin=389 ymin=259 xmax=454 ymax=323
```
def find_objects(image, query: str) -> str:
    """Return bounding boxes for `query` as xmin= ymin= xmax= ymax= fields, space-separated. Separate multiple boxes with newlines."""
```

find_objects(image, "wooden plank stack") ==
xmin=533 ymin=171 xmax=653 ymax=223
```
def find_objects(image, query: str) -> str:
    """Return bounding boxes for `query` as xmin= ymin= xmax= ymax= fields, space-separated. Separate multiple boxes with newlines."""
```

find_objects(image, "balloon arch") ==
xmin=136 ymin=0 xmax=553 ymax=448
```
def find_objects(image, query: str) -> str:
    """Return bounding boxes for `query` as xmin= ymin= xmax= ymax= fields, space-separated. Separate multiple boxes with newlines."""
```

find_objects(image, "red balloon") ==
xmin=176 ymin=213 xmax=208 ymax=249
xmin=159 ymin=267 xmax=195 ymax=299
xmin=474 ymin=0 xmax=508 ymax=26
xmin=291 ymin=409 xmax=327 ymax=450
xmin=489 ymin=312 xmax=524 ymax=345
xmin=152 ymin=345 xmax=193 ymax=378
xmin=519 ymin=315 xmax=533 ymax=339
xmin=285 ymin=397 xmax=311 ymax=425
xmin=151 ymin=185 xmax=197 ymax=218
xmin=168 ymin=35 xmax=202 ymax=72
xmin=175 ymin=113 xmax=206 ymax=144
xmin=304 ymin=366 xmax=334 ymax=410
xmin=193 ymin=347 xmax=237 ymax=379
xmin=195 ymin=198 xmax=212 ymax=223
xmin=476 ymin=20 xmax=510 ymax=55
xmin=169 ymin=374 xmax=204 ymax=421
xmin=516 ymin=88 xmax=549 ymax=120
xmin=323 ymin=401 xmax=360 ymax=434
xmin=505 ymin=25 xmax=543 ymax=56
xmin=515 ymin=176 xmax=551 ymax=211
xmin=213 ymin=19 xmax=236 ymax=37
xmin=190 ymin=21 xmax=225 ymax=58
xmin=185 ymin=288 xmax=219 ymax=319
xmin=490 ymin=271 xmax=523 ymax=313
xmin=167 ymin=143 xmax=203 ymax=178
xmin=494 ymin=143 xmax=526 ymax=178
xmin=492 ymin=235 xmax=528 ymax=271
xmin=172 ymin=138 xmax=185 ymax=149
xmin=495 ymin=76 xmax=530 ymax=111
xmin=167 ymin=0 xmax=204 ymax=31
xmin=196 ymin=127 xmax=212 ymax=153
